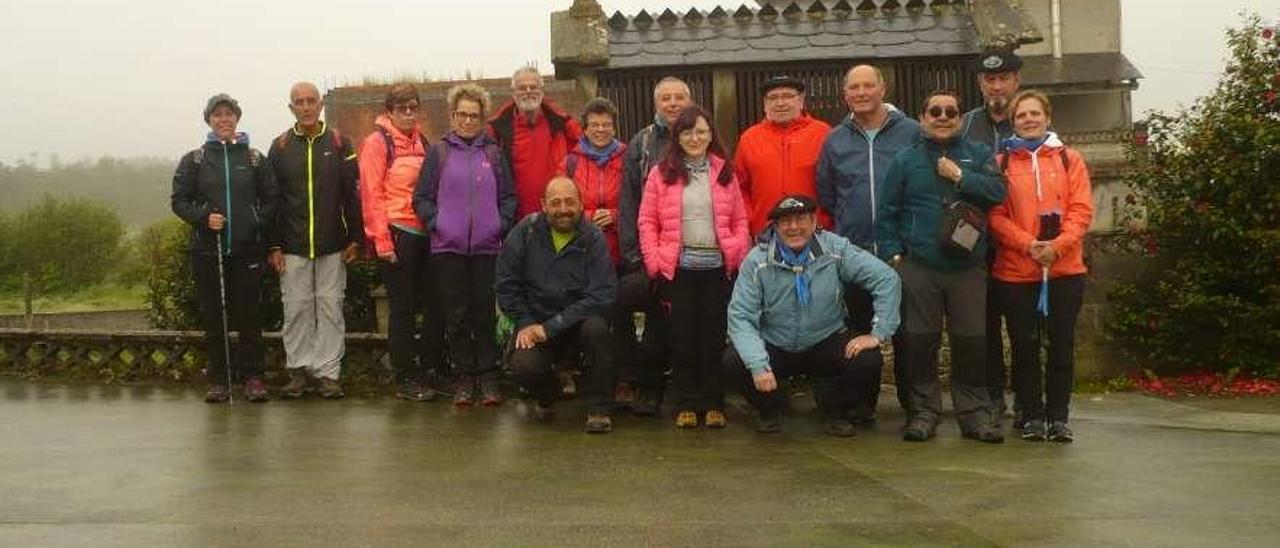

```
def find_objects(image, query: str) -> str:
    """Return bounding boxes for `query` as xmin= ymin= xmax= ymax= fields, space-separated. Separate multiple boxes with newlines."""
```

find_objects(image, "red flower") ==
xmin=1144 ymin=234 xmax=1159 ymax=254
xmin=1266 ymin=90 xmax=1278 ymax=105
xmin=1125 ymin=194 xmax=1137 ymax=205
xmin=1264 ymin=27 xmax=1275 ymax=40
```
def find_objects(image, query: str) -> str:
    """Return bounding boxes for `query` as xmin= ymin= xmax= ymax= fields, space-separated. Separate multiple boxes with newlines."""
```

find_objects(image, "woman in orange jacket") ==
xmin=989 ymin=91 xmax=1094 ymax=443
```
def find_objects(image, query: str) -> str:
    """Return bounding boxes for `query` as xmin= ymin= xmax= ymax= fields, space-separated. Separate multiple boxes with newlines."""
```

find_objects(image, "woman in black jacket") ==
xmin=170 ymin=94 xmax=279 ymax=403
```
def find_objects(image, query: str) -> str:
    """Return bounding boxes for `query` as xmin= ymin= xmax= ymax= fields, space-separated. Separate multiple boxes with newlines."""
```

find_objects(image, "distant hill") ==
xmin=0 ymin=156 xmax=176 ymax=228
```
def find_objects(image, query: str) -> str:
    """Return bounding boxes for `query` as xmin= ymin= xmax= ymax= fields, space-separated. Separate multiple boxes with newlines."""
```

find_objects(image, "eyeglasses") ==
xmin=392 ymin=104 xmax=419 ymax=115
xmin=764 ymin=92 xmax=801 ymax=102
xmin=452 ymin=111 xmax=483 ymax=122
xmin=927 ymin=106 xmax=960 ymax=119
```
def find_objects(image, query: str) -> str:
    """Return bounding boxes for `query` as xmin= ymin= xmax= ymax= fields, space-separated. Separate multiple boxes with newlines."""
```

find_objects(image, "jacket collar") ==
xmin=443 ymin=130 xmax=495 ymax=148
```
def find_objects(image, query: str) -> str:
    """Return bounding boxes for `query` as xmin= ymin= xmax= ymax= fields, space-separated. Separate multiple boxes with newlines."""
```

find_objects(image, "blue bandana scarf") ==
xmin=578 ymin=136 xmax=620 ymax=167
xmin=1001 ymin=134 xmax=1048 ymax=154
xmin=776 ymin=239 xmax=814 ymax=307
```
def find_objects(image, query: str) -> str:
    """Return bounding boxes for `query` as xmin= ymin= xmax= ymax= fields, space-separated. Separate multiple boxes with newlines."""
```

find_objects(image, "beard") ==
xmin=516 ymin=96 xmax=541 ymax=113
xmin=987 ymin=95 xmax=1010 ymax=115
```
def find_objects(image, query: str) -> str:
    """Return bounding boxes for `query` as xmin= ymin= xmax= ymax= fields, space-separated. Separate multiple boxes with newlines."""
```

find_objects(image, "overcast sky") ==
xmin=1 ymin=0 xmax=1277 ymax=165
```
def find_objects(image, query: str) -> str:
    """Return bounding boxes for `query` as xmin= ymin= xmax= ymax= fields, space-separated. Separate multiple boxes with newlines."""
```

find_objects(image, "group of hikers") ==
xmin=171 ymin=49 xmax=1093 ymax=443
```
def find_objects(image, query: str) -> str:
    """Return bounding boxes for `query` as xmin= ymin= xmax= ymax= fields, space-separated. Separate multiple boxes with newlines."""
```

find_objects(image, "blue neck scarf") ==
xmin=776 ymin=239 xmax=814 ymax=307
xmin=1001 ymin=134 xmax=1048 ymax=154
xmin=578 ymin=136 xmax=620 ymax=167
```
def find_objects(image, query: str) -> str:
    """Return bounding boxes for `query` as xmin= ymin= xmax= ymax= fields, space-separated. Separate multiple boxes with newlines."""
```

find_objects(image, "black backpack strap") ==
xmin=566 ymin=153 xmax=579 ymax=179
xmin=375 ymin=126 xmax=395 ymax=168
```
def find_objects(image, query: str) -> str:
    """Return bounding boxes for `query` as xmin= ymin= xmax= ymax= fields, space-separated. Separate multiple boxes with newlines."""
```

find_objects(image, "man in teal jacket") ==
xmin=726 ymin=195 xmax=900 ymax=437
xmin=876 ymin=90 xmax=1007 ymax=443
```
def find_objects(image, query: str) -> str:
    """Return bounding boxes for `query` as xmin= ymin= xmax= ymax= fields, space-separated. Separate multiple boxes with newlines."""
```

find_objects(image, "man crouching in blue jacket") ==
xmin=726 ymin=195 xmax=900 ymax=436
xmin=497 ymin=177 xmax=619 ymax=433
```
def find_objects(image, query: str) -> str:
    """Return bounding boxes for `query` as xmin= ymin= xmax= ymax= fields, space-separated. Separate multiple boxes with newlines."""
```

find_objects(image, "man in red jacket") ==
xmin=734 ymin=76 xmax=832 ymax=237
xmin=489 ymin=66 xmax=583 ymax=219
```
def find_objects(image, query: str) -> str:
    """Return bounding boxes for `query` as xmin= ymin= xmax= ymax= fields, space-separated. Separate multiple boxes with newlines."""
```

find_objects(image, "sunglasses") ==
xmin=927 ymin=106 xmax=960 ymax=119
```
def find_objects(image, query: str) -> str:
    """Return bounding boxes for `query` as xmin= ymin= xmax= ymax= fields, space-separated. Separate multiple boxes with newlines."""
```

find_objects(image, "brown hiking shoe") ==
xmin=675 ymin=410 xmax=698 ymax=429
xmin=704 ymin=410 xmax=727 ymax=429
xmin=318 ymin=378 xmax=345 ymax=399
xmin=585 ymin=413 xmax=613 ymax=434
xmin=280 ymin=369 xmax=310 ymax=399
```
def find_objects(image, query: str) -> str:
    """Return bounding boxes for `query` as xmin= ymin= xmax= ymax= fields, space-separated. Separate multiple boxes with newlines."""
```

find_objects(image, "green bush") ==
xmin=1107 ymin=15 xmax=1280 ymax=376
xmin=143 ymin=218 xmax=380 ymax=333
xmin=0 ymin=195 xmax=125 ymax=297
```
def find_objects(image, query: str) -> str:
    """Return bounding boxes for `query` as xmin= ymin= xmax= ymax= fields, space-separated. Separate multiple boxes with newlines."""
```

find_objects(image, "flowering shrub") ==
xmin=1108 ymin=15 xmax=1280 ymax=376
xmin=1129 ymin=369 xmax=1280 ymax=398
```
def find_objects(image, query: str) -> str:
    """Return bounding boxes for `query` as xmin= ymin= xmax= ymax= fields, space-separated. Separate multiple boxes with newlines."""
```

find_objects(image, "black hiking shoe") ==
xmin=204 ymin=384 xmax=230 ymax=404
xmin=1047 ymin=421 xmax=1075 ymax=443
xmin=755 ymin=410 xmax=783 ymax=434
xmin=825 ymin=416 xmax=858 ymax=438
xmin=962 ymin=423 xmax=1005 ymax=444
xmin=395 ymin=380 xmax=435 ymax=402
xmin=902 ymin=417 xmax=936 ymax=442
xmin=532 ymin=401 xmax=556 ymax=422
xmin=1020 ymin=419 xmax=1047 ymax=442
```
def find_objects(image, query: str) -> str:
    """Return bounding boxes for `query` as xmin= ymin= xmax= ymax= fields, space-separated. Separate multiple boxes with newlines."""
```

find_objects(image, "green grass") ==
xmin=0 ymin=283 xmax=146 ymax=315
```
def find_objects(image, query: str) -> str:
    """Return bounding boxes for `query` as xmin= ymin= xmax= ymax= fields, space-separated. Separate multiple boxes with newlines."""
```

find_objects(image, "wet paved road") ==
xmin=2 ymin=380 xmax=1278 ymax=547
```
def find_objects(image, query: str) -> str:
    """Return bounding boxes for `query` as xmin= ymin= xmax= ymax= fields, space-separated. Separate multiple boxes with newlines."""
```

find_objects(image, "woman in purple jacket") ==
xmin=414 ymin=83 xmax=517 ymax=407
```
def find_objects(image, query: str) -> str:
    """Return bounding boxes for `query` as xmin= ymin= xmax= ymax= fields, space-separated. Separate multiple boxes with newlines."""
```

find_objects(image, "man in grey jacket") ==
xmin=726 ymin=195 xmax=901 ymax=436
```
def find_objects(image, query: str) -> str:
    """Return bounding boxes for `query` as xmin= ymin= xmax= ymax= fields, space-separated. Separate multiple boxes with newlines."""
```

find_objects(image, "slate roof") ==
xmin=606 ymin=0 xmax=981 ymax=69
xmin=1020 ymin=52 xmax=1143 ymax=88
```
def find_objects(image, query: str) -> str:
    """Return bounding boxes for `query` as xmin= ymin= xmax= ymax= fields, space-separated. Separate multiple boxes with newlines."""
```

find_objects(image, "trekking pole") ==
xmin=213 ymin=209 xmax=234 ymax=404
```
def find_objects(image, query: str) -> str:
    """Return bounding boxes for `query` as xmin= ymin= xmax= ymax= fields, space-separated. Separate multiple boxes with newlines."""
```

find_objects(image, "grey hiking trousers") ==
xmin=281 ymin=252 xmax=346 ymax=380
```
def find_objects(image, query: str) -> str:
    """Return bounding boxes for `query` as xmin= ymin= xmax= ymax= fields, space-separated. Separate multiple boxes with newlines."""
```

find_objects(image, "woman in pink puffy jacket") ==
xmin=637 ymin=105 xmax=750 ymax=429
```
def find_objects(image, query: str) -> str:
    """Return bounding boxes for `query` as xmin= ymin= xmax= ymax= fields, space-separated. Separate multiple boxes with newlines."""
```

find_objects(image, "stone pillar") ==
xmin=712 ymin=68 xmax=739 ymax=151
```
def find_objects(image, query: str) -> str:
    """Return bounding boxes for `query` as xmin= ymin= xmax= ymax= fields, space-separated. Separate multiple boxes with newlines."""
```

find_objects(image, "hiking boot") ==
xmin=704 ymin=409 xmax=727 ymax=429
xmin=479 ymin=373 xmax=503 ymax=407
xmin=204 ymin=384 xmax=230 ymax=404
xmin=902 ymin=417 xmax=936 ymax=442
xmin=532 ymin=401 xmax=556 ymax=422
xmin=1047 ymin=421 xmax=1075 ymax=443
xmin=318 ymin=378 xmax=346 ymax=400
xmin=962 ymin=423 xmax=1005 ymax=444
xmin=395 ymin=380 xmax=435 ymax=402
xmin=558 ymin=370 xmax=577 ymax=398
xmin=584 ymin=413 xmax=613 ymax=434
xmin=453 ymin=377 xmax=477 ymax=407
xmin=280 ymin=369 xmax=311 ymax=399
xmin=614 ymin=382 xmax=637 ymax=410
xmin=755 ymin=410 xmax=783 ymax=434
xmin=1020 ymin=419 xmax=1047 ymax=442
xmin=632 ymin=391 xmax=660 ymax=417
xmin=825 ymin=416 xmax=858 ymax=438
xmin=243 ymin=376 xmax=269 ymax=403
xmin=675 ymin=410 xmax=698 ymax=429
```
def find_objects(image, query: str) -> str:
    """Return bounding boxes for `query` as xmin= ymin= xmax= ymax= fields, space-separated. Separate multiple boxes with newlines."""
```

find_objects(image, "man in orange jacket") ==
xmin=734 ymin=76 xmax=832 ymax=238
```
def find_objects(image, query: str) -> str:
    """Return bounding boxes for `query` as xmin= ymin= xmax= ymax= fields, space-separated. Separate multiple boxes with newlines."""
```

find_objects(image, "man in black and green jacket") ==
xmin=171 ymin=93 xmax=279 ymax=403
xmin=266 ymin=82 xmax=362 ymax=399
xmin=876 ymin=89 xmax=1007 ymax=444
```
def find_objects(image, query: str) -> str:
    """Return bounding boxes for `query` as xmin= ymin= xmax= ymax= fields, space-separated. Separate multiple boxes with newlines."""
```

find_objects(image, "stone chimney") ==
xmin=550 ymin=0 xmax=610 ymax=78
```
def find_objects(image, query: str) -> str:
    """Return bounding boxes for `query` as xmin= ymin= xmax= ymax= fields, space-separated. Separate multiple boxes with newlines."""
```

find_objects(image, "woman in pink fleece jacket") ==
xmin=638 ymin=105 xmax=750 ymax=429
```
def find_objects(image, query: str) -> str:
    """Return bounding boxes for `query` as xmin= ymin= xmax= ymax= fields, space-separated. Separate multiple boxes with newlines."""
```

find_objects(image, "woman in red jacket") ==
xmin=989 ymin=91 xmax=1094 ymax=443
xmin=638 ymin=105 xmax=750 ymax=429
